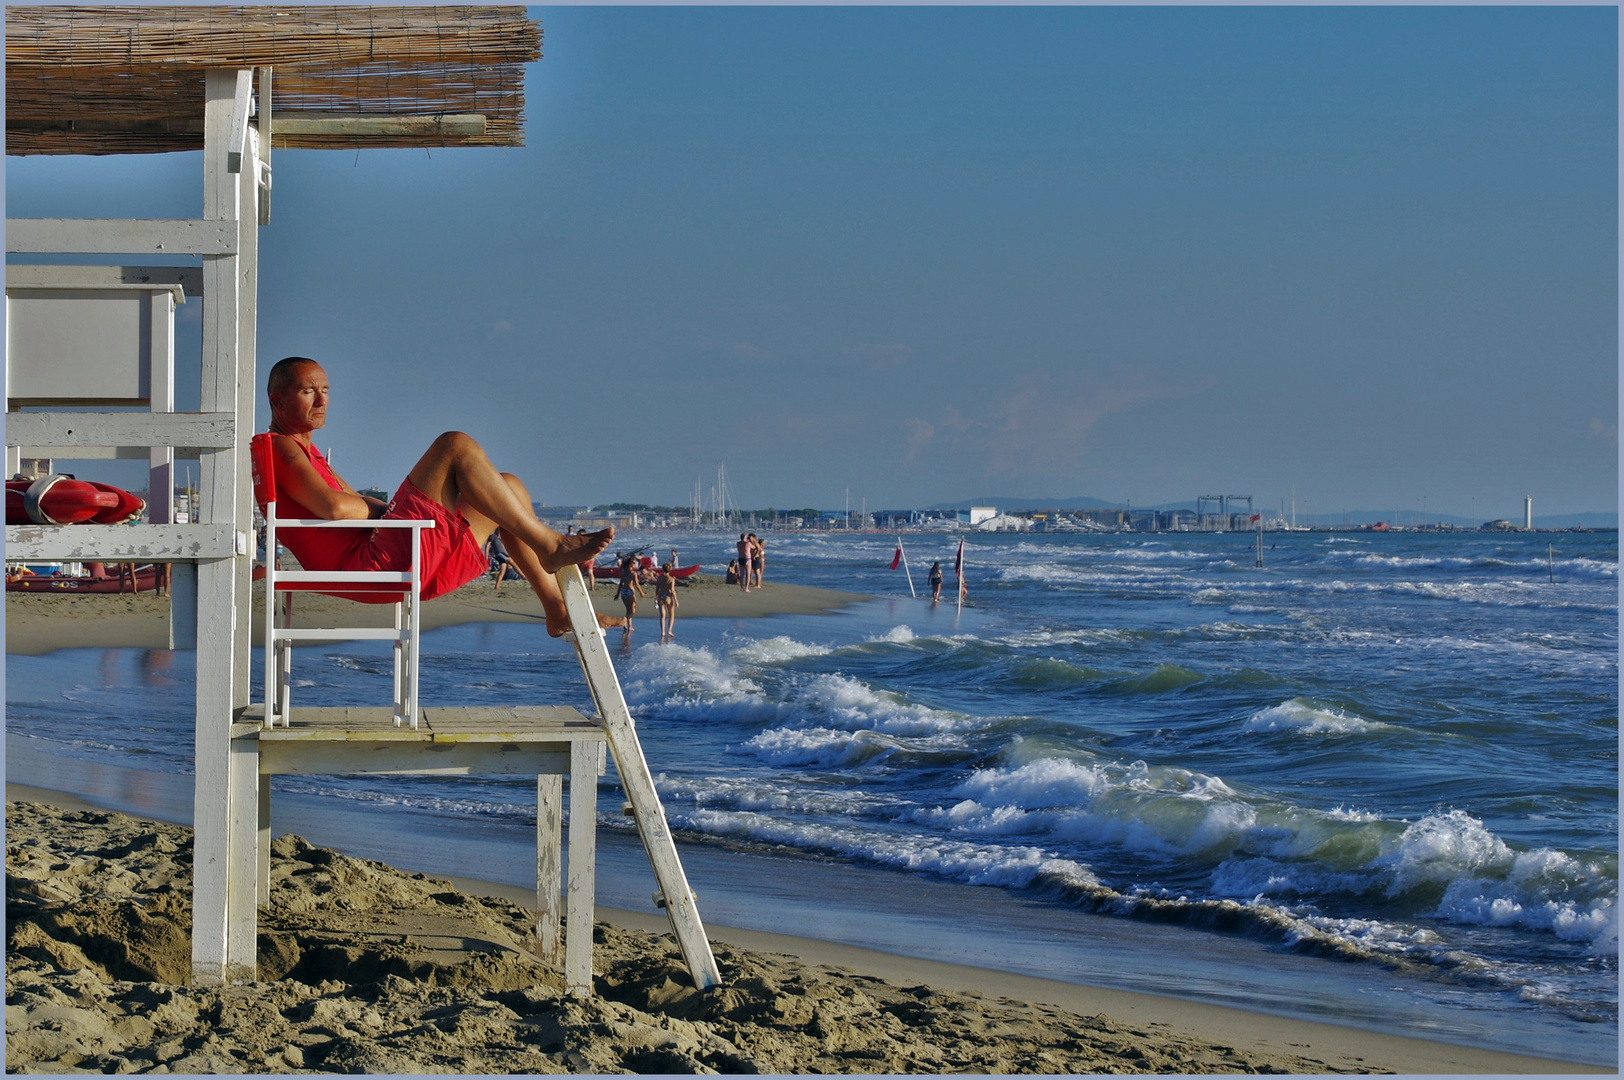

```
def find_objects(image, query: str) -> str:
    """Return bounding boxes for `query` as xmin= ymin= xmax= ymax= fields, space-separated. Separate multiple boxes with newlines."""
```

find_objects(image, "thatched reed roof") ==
xmin=6 ymin=6 xmax=542 ymax=156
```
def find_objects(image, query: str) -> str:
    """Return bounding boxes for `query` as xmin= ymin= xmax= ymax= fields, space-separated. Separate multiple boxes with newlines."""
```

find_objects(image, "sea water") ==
xmin=6 ymin=529 xmax=1616 ymax=1063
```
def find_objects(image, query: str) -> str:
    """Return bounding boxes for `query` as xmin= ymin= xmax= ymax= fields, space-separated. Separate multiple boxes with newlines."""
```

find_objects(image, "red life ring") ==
xmin=5 ymin=475 xmax=145 ymax=526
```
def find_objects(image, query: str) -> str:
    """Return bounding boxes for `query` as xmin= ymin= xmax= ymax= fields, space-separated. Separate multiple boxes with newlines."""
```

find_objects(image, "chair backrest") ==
xmin=249 ymin=432 xmax=275 ymax=518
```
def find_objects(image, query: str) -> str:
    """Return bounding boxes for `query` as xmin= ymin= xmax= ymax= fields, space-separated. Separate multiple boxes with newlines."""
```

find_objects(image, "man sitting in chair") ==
xmin=264 ymin=356 xmax=612 ymax=636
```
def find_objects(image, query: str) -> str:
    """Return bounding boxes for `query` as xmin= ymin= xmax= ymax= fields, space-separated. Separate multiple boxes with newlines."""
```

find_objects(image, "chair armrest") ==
xmin=271 ymin=517 xmax=436 ymax=530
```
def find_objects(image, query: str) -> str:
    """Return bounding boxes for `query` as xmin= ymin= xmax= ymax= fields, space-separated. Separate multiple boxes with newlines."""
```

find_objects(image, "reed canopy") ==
xmin=6 ymin=5 xmax=542 ymax=156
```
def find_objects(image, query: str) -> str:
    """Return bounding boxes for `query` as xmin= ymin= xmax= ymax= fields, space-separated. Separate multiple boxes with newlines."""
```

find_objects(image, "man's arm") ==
xmin=270 ymin=435 xmax=379 ymax=520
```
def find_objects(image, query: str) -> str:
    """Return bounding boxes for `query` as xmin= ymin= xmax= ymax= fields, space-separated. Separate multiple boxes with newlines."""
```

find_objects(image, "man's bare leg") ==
xmin=494 ymin=522 xmax=575 ymax=636
xmin=407 ymin=431 xmax=612 ymax=572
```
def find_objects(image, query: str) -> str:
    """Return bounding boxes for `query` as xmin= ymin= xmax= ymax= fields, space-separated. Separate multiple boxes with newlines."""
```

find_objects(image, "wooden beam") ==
xmin=225 ymin=69 xmax=253 ymax=173
xmin=6 ymin=219 xmax=237 ymax=256
xmin=257 ymin=741 xmax=571 ymax=777
xmin=5 ymin=264 xmax=204 ymax=297
xmin=4 ymin=412 xmax=235 ymax=450
xmin=269 ymin=112 xmax=487 ymax=138
xmin=5 ymin=522 xmax=240 ymax=562
xmin=559 ymin=565 xmax=722 ymax=990
xmin=258 ymin=67 xmax=273 ymax=227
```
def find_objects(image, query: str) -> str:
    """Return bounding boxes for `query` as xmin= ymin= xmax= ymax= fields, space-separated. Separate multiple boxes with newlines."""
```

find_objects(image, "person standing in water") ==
xmin=655 ymin=563 xmax=680 ymax=643
xmin=617 ymin=554 xmax=644 ymax=630
xmin=928 ymin=561 xmax=943 ymax=603
xmin=736 ymin=533 xmax=753 ymax=593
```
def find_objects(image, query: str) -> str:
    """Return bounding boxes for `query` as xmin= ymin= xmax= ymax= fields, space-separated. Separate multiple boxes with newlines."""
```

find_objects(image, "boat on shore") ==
xmin=7 ymin=562 xmax=163 ymax=594
xmin=589 ymin=561 xmax=701 ymax=580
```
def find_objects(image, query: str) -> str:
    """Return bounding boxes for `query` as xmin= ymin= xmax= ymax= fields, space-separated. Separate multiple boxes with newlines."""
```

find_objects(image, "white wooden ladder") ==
xmin=558 ymin=565 xmax=722 ymax=991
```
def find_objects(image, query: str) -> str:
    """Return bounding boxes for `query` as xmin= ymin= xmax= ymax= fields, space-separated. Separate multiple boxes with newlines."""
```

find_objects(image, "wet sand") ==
xmin=6 ymin=793 xmax=1597 ymax=1075
xmin=4 ymin=572 xmax=867 ymax=656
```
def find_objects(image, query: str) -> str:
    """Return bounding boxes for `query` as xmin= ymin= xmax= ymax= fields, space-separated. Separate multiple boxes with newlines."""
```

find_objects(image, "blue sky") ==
xmin=6 ymin=6 xmax=1617 ymax=517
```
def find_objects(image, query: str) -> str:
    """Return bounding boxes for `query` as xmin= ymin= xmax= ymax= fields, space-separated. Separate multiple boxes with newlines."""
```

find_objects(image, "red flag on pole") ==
xmin=954 ymin=537 xmax=964 ymax=578
xmin=890 ymin=545 xmax=902 ymax=570
xmin=1249 ymin=514 xmax=1260 ymax=522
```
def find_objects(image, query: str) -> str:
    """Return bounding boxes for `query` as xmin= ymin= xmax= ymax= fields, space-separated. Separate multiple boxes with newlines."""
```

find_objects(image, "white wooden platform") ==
xmin=235 ymin=704 xmax=606 ymax=995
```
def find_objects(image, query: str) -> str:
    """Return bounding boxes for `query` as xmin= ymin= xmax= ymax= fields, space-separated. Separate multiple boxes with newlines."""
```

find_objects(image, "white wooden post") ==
xmin=536 ymin=774 xmax=563 ymax=965
xmin=191 ymin=68 xmax=250 ymax=986
xmin=222 ymin=121 xmax=262 ymax=972
xmin=565 ymin=740 xmax=599 ymax=996
xmin=147 ymin=284 xmax=176 ymax=527
xmin=234 ymin=121 xmax=260 ymax=712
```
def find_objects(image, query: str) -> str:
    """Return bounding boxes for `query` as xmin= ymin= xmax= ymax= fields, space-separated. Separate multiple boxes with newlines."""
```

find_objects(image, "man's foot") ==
xmin=541 ymin=527 xmax=614 ymax=573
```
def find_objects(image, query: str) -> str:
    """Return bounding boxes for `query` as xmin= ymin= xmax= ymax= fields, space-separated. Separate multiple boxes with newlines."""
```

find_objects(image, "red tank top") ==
xmin=274 ymin=439 xmax=368 ymax=571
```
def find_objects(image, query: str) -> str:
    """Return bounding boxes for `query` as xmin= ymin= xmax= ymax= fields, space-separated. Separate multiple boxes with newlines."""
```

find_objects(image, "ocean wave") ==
xmin=617 ymin=644 xmax=788 ymax=724
xmin=664 ymin=787 xmax=1609 ymax=1016
xmin=1193 ymin=577 xmax=1616 ymax=612
xmin=653 ymin=773 xmax=905 ymax=818
xmin=911 ymin=760 xmax=1617 ymax=952
xmin=997 ymin=627 xmax=1142 ymax=648
xmin=1242 ymin=699 xmax=1387 ymax=737
xmin=665 ymin=806 xmax=1101 ymax=891
xmin=273 ymin=777 xmax=532 ymax=822
xmin=1103 ymin=663 xmax=1205 ymax=695
xmin=1375 ymin=812 xmax=1617 ymax=939
xmin=623 ymin=640 xmax=985 ymax=743
xmin=1322 ymin=551 xmax=1616 ymax=581
xmin=728 ymin=635 xmax=832 ymax=666
xmin=737 ymin=725 xmax=972 ymax=769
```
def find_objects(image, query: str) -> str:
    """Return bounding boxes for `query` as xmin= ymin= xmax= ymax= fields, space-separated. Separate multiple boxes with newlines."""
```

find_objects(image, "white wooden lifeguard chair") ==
xmin=6 ymin=7 xmax=718 ymax=996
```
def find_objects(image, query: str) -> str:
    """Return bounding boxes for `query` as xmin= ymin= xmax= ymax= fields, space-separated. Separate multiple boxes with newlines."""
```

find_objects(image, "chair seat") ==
xmin=251 ymin=431 xmax=434 ymax=729
xmin=271 ymin=580 xmax=409 ymax=592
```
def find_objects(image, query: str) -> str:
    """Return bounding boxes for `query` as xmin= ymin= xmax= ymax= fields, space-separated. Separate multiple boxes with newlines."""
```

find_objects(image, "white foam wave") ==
xmin=1194 ymin=576 xmax=1616 ymax=612
xmin=728 ymin=635 xmax=832 ymax=666
xmin=998 ymin=628 xmax=1140 ymax=648
xmin=653 ymin=773 xmax=902 ymax=818
xmin=1323 ymin=550 xmax=1616 ymax=581
xmin=740 ymin=726 xmax=911 ymax=768
xmin=665 ymin=806 xmax=1100 ymax=890
xmin=1376 ymin=811 xmax=1617 ymax=948
xmin=901 ymin=762 xmax=1619 ymax=950
xmin=1242 ymin=700 xmax=1386 ymax=736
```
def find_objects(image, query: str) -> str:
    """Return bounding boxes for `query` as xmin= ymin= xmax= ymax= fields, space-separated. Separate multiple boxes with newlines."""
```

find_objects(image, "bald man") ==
xmin=264 ymin=355 xmax=611 ymax=636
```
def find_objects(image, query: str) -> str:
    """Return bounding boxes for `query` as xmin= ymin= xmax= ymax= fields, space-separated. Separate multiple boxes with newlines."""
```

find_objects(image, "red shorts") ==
xmin=346 ymin=478 xmax=489 ymax=602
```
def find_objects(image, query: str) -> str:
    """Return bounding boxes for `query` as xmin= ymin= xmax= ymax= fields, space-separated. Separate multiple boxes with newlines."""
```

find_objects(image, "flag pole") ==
xmin=898 ymin=537 xmax=917 ymax=599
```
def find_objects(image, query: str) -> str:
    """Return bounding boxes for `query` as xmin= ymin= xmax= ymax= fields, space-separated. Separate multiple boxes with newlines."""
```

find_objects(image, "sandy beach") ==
xmin=5 ymin=580 xmax=1608 ymax=1074
xmin=6 ymin=793 xmax=1597 ymax=1075
xmin=4 ymin=572 xmax=868 ymax=656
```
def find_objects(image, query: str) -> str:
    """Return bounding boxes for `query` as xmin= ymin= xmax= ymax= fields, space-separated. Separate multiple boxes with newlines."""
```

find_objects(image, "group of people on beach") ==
xmin=727 ymin=533 xmax=765 ymax=591
xmin=606 ymin=553 xmax=681 ymax=643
